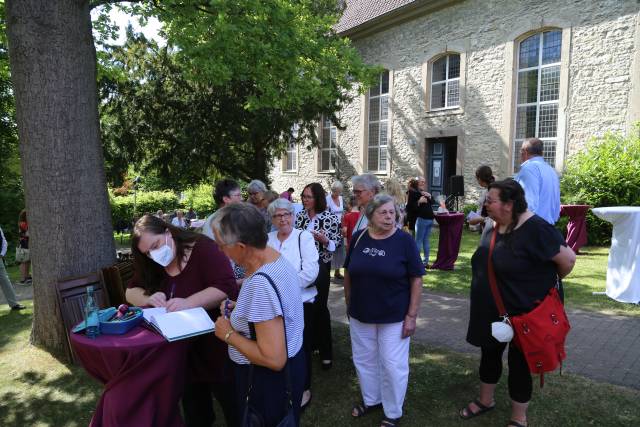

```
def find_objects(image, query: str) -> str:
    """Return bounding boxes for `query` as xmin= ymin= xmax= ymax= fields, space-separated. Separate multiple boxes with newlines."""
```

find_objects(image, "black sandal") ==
xmin=381 ymin=416 xmax=401 ymax=426
xmin=351 ymin=402 xmax=381 ymax=417
xmin=459 ymin=398 xmax=495 ymax=420
xmin=507 ymin=420 xmax=527 ymax=427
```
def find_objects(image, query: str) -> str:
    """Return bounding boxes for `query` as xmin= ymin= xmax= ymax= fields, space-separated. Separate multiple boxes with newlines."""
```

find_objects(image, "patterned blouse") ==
xmin=294 ymin=209 xmax=341 ymax=264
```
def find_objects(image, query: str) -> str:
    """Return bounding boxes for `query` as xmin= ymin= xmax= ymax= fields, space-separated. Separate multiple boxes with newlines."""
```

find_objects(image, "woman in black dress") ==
xmin=460 ymin=179 xmax=575 ymax=427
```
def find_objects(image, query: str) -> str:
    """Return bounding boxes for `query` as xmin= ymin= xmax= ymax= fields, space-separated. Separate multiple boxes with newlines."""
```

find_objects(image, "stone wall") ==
xmin=270 ymin=0 xmax=640 ymax=205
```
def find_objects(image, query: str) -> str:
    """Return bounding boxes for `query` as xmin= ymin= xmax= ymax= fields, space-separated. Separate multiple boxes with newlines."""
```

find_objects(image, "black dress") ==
xmin=466 ymin=215 xmax=567 ymax=347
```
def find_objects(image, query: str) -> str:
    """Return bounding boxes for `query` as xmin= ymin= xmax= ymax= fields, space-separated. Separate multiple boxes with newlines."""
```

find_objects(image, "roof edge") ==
xmin=338 ymin=0 xmax=463 ymax=40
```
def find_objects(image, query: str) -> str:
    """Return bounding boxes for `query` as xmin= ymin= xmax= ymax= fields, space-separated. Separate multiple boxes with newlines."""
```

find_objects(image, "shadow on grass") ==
xmin=0 ymin=309 xmax=32 ymax=354
xmin=304 ymin=325 xmax=640 ymax=427
xmin=0 ymin=370 xmax=100 ymax=426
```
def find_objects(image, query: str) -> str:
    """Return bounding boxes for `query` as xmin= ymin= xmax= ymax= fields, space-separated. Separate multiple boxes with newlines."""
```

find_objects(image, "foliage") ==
xmin=181 ymin=183 xmax=216 ymax=217
xmin=0 ymin=1 xmax=23 ymax=244
xmin=97 ymin=1 xmax=378 ymax=186
xmin=560 ymin=124 xmax=640 ymax=244
xmin=109 ymin=189 xmax=180 ymax=226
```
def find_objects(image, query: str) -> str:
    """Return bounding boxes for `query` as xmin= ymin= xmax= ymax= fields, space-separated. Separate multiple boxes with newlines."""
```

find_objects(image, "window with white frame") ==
xmin=320 ymin=115 xmax=337 ymax=172
xmin=368 ymin=70 xmax=389 ymax=172
xmin=430 ymin=54 xmax=460 ymax=110
xmin=284 ymin=124 xmax=298 ymax=172
xmin=513 ymin=30 xmax=562 ymax=171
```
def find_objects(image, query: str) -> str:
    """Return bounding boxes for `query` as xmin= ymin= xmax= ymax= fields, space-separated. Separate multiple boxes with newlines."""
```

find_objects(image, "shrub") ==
xmin=181 ymin=184 xmax=216 ymax=218
xmin=110 ymin=190 xmax=180 ymax=228
xmin=560 ymin=123 xmax=640 ymax=245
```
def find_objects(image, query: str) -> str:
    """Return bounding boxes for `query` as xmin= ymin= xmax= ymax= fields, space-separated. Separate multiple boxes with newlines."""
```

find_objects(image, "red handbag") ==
xmin=487 ymin=227 xmax=570 ymax=386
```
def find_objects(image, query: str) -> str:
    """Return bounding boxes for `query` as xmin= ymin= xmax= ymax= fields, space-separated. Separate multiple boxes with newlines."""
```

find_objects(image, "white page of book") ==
xmin=150 ymin=307 xmax=214 ymax=341
xmin=142 ymin=307 xmax=167 ymax=323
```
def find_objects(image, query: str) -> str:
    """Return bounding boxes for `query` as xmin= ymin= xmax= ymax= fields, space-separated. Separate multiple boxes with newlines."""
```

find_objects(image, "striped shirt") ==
xmin=228 ymin=256 xmax=305 ymax=364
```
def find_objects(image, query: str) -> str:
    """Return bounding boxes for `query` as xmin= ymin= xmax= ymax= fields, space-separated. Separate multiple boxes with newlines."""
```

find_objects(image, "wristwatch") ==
xmin=224 ymin=329 xmax=236 ymax=343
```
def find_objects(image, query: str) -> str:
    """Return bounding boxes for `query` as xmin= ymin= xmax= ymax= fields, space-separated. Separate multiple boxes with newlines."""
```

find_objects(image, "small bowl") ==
xmin=100 ymin=307 xmax=143 ymax=335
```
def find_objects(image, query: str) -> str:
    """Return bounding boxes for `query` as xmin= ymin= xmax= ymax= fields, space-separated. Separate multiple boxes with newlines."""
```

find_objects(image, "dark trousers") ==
xmin=479 ymin=343 xmax=532 ymax=403
xmin=182 ymin=380 xmax=238 ymax=427
xmin=233 ymin=350 xmax=305 ymax=427
xmin=313 ymin=260 xmax=333 ymax=361
xmin=303 ymin=302 xmax=314 ymax=390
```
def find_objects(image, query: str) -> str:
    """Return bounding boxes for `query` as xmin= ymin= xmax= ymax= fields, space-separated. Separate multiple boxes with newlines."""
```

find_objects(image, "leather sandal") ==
xmin=381 ymin=416 xmax=401 ymax=426
xmin=459 ymin=398 xmax=495 ymax=420
xmin=507 ymin=420 xmax=527 ymax=427
xmin=351 ymin=401 xmax=381 ymax=418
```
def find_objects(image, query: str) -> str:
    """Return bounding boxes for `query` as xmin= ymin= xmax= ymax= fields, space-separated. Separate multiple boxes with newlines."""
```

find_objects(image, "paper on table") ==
xmin=143 ymin=307 xmax=215 ymax=342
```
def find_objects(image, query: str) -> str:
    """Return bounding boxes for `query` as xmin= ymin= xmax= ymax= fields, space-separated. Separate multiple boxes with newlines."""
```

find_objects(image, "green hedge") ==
xmin=560 ymin=123 xmax=640 ymax=245
xmin=181 ymin=184 xmax=216 ymax=217
xmin=110 ymin=190 xmax=180 ymax=227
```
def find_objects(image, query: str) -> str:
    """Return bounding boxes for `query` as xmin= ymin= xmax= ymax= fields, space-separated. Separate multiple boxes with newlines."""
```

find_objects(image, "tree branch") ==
xmin=89 ymin=0 xmax=142 ymax=9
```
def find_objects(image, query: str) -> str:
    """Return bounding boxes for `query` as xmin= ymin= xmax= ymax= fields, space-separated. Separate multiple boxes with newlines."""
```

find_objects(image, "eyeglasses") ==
xmin=301 ymin=194 xmax=314 ymax=200
xmin=272 ymin=212 xmax=292 ymax=220
xmin=248 ymin=191 xmax=260 ymax=196
xmin=353 ymin=189 xmax=369 ymax=195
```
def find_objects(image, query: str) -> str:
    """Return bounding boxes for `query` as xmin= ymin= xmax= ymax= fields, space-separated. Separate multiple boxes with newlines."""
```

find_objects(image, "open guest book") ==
xmin=142 ymin=307 xmax=215 ymax=342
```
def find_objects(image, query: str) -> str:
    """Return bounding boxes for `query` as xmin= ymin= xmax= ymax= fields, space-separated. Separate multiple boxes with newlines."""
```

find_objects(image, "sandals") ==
xmin=508 ymin=421 xmax=527 ymax=427
xmin=459 ymin=398 xmax=495 ymax=420
xmin=381 ymin=416 xmax=401 ymax=426
xmin=351 ymin=401 xmax=381 ymax=418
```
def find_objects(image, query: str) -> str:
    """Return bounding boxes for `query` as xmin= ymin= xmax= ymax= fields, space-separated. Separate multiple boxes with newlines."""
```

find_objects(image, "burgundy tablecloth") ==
xmin=71 ymin=326 xmax=188 ymax=427
xmin=431 ymin=212 xmax=465 ymax=270
xmin=560 ymin=204 xmax=590 ymax=253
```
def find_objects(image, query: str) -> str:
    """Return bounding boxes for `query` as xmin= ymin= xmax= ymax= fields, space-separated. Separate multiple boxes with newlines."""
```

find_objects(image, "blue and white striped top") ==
xmin=228 ymin=256 xmax=305 ymax=365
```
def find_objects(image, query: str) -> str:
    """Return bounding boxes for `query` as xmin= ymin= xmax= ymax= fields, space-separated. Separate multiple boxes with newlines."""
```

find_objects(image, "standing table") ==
xmin=430 ymin=212 xmax=465 ymax=270
xmin=591 ymin=206 xmax=640 ymax=303
xmin=71 ymin=326 xmax=189 ymax=427
xmin=559 ymin=204 xmax=590 ymax=253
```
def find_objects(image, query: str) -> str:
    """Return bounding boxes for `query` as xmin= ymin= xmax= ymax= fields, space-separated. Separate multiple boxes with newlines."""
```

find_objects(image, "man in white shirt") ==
xmin=0 ymin=226 xmax=25 ymax=310
xmin=515 ymin=138 xmax=561 ymax=225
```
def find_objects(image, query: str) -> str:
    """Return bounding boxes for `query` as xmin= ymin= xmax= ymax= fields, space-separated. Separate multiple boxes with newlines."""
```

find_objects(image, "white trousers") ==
xmin=349 ymin=318 xmax=410 ymax=419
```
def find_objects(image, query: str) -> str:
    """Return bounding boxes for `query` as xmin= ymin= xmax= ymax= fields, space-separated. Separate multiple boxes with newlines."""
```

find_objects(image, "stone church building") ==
xmin=270 ymin=0 xmax=640 ymax=203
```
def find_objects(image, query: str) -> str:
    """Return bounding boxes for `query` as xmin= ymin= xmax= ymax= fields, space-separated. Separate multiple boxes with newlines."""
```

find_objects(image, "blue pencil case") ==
xmin=72 ymin=307 xmax=143 ymax=335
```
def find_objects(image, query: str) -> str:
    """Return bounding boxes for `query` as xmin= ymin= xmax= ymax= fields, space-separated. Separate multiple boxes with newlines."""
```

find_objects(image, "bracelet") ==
xmin=406 ymin=313 xmax=418 ymax=318
xmin=224 ymin=329 xmax=236 ymax=343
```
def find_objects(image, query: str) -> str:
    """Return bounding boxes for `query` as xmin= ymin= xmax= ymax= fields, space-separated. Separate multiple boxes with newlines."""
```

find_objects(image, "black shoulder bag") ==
xmin=241 ymin=272 xmax=296 ymax=427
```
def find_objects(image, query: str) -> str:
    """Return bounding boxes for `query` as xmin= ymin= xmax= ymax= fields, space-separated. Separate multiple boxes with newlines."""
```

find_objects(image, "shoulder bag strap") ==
xmin=254 ymin=272 xmax=293 ymax=411
xmin=298 ymin=231 xmax=303 ymax=271
xmin=487 ymin=226 xmax=509 ymax=319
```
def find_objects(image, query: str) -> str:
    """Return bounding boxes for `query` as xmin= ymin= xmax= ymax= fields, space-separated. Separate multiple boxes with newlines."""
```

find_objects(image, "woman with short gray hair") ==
xmin=211 ymin=202 xmax=306 ymax=425
xmin=246 ymin=179 xmax=271 ymax=231
xmin=351 ymin=174 xmax=381 ymax=233
xmin=267 ymin=198 xmax=319 ymax=409
xmin=344 ymin=194 xmax=425 ymax=427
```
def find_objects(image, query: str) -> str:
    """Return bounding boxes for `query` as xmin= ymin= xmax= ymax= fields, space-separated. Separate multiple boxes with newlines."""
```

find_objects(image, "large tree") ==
xmin=6 ymin=0 xmax=116 ymax=359
xmin=102 ymin=0 xmax=376 ymax=185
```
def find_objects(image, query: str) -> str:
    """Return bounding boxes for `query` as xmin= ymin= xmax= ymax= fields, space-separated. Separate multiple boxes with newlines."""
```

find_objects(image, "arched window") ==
xmin=513 ymin=30 xmax=562 ymax=170
xmin=430 ymin=54 xmax=460 ymax=110
xmin=367 ymin=70 xmax=390 ymax=172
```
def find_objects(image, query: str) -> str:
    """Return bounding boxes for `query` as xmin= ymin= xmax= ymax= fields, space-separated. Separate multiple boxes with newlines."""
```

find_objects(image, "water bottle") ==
xmin=84 ymin=286 xmax=101 ymax=339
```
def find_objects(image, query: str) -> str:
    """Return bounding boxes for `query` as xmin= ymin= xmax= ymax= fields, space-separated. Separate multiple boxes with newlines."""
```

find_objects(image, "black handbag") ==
xmin=241 ymin=272 xmax=297 ymax=427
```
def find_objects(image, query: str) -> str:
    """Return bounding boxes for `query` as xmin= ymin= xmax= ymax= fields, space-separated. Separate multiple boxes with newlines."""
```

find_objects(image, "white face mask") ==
xmin=149 ymin=232 xmax=175 ymax=267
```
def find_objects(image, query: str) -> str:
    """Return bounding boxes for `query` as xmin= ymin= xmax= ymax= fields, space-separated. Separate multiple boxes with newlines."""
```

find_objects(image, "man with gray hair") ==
xmin=351 ymin=174 xmax=381 ymax=232
xmin=515 ymin=138 xmax=560 ymax=225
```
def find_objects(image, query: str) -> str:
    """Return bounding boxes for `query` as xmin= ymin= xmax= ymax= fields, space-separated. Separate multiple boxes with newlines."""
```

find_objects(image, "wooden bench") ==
xmin=100 ymin=259 xmax=134 ymax=307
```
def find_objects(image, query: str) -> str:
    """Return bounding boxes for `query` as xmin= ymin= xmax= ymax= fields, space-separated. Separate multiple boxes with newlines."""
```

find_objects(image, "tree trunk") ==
xmin=6 ymin=0 xmax=116 ymax=360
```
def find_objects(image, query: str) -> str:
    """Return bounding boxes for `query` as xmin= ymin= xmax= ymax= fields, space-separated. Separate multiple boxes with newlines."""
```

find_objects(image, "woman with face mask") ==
xmin=126 ymin=214 xmax=239 ymax=427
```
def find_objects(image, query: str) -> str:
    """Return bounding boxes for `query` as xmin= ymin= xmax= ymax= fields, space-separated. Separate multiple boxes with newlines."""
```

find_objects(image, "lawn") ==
xmin=0 ymin=303 xmax=638 ymax=426
xmin=423 ymin=228 xmax=640 ymax=317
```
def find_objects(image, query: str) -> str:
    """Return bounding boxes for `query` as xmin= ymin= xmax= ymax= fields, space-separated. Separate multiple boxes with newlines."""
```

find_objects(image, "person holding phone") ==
xmin=126 ymin=215 xmax=238 ymax=427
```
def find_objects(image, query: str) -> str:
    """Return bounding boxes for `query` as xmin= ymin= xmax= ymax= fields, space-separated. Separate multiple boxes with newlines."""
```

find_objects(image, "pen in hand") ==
xmin=224 ymin=298 xmax=231 ymax=319
xmin=169 ymin=283 xmax=176 ymax=300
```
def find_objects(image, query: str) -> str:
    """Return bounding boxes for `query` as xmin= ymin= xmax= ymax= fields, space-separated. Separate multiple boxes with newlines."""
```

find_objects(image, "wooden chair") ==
xmin=99 ymin=260 xmax=135 ymax=307
xmin=55 ymin=272 xmax=110 ymax=362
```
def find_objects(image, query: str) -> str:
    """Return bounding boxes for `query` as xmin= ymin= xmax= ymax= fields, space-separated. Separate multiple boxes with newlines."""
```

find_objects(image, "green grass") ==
xmin=0 ymin=307 xmax=638 ymax=426
xmin=423 ymin=229 xmax=640 ymax=317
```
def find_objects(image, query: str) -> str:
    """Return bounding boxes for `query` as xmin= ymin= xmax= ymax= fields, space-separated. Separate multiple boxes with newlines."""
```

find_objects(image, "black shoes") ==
xmin=11 ymin=304 xmax=26 ymax=311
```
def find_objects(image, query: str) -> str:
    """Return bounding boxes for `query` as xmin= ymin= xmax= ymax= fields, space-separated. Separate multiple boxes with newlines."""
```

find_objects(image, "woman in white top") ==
xmin=326 ymin=181 xmax=345 ymax=279
xmin=171 ymin=210 xmax=187 ymax=228
xmin=267 ymin=198 xmax=319 ymax=409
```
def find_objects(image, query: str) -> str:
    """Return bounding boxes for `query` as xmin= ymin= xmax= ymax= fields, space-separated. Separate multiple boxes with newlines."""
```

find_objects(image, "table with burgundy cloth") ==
xmin=70 ymin=326 xmax=189 ymax=427
xmin=430 ymin=212 xmax=465 ymax=270
xmin=559 ymin=204 xmax=590 ymax=253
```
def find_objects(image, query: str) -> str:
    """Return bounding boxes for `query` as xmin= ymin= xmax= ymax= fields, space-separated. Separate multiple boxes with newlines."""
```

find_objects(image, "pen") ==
xmin=169 ymin=283 xmax=176 ymax=300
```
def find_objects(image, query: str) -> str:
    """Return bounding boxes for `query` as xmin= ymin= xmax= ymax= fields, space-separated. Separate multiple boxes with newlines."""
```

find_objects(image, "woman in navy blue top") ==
xmin=344 ymin=194 xmax=425 ymax=427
